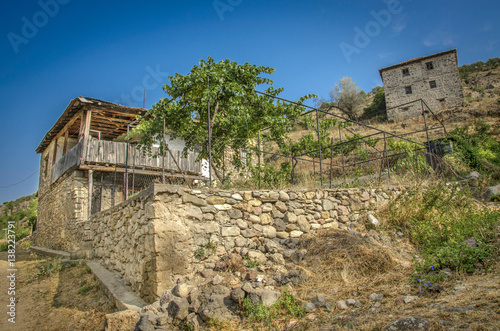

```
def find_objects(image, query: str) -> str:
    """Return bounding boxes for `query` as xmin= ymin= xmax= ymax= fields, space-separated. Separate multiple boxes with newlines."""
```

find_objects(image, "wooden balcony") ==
xmin=51 ymin=139 xmax=202 ymax=184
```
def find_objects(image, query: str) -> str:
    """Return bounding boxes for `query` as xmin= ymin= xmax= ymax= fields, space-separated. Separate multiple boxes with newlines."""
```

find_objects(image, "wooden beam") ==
xmin=53 ymin=110 xmax=83 ymax=142
xmin=79 ymin=164 xmax=203 ymax=180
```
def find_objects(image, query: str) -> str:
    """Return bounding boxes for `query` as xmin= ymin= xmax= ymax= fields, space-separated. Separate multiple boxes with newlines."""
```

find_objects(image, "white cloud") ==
xmin=422 ymin=29 xmax=455 ymax=47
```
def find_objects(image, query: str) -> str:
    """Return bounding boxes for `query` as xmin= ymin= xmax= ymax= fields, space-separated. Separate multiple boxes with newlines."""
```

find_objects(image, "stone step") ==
xmin=87 ymin=261 xmax=147 ymax=312
xmin=29 ymin=246 xmax=71 ymax=259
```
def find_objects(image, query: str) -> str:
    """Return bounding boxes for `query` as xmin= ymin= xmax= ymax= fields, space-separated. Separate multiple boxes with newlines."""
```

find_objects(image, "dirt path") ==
xmin=0 ymin=251 xmax=116 ymax=331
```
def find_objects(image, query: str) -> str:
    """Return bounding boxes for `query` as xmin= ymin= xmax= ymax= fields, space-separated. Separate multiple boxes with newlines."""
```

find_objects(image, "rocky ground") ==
xmin=133 ymin=216 xmax=500 ymax=331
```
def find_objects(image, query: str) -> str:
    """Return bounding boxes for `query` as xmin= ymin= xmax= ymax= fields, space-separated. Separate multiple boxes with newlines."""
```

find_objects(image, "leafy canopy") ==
xmin=329 ymin=77 xmax=366 ymax=120
xmin=135 ymin=57 xmax=315 ymax=181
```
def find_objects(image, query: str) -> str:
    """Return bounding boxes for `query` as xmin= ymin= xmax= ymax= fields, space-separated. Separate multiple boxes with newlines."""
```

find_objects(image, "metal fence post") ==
xmin=315 ymin=109 xmax=323 ymax=186
xmin=338 ymin=126 xmax=346 ymax=184
xmin=421 ymin=99 xmax=434 ymax=170
xmin=330 ymin=137 xmax=333 ymax=188
xmin=207 ymin=75 xmax=212 ymax=188
xmin=162 ymin=117 xmax=166 ymax=184
xmin=383 ymin=132 xmax=391 ymax=181
xmin=258 ymin=131 xmax=261 ymax=190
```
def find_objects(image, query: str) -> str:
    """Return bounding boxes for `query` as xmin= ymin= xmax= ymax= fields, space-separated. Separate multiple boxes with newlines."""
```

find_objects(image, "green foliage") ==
xmin=81 ymin=266 xmax=92 ymax=275
xmin=447 ymin=121 xmax=500 ymax=179
xmin=384 ymin=182 xmax=499 ymax=274
xmin=239 ymin=289 xmax=305 ymax=328
xmin=207 ymin=318 xmax=231 ymax=330
xmin=0 ymin=194 xmax=37 ymax=240
xmin=20 ymin=240 xmax=32 ymax=249
xmin=243 ymin=256 xmax=260 ymax=268
xmin=249 ymin=161 xmax=291 ymax=189
xmin=179 ymin=321 xmax=195 ymax=331
xmin=35 ymin=259 xmax=64 ymax=279
xmin=362 ymin=86 xmax=387 ymax=120
xmin=0 ymin=242 xmax=8 ymax=252
xmin=459 ymin=57 xmax=500 ymax=83
xmin=387 ymin=138 xmax=432 ymax=175
xmin=472 ymin=87 xmax=485 ymax=93
xmin=135 ymin=57 xmax=316 ymax=184
xmin=78 ymin=284 xmax=96 ymax=295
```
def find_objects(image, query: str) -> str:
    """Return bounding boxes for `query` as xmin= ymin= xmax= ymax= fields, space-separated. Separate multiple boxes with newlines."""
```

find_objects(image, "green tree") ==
xmin=135 ymin=57 xmax=315 ymax=183
xmin=362 ymin=86 xmax=386 ymax=119
xmin=328 ymin=77 xmax=366 ymax=120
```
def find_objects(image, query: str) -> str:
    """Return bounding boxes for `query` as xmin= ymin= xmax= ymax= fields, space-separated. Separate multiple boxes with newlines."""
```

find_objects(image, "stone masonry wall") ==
xmin=33 ymin=170 xmax=88 ymax=253
xmin=89 ymin=184 xmax=403 ymax=303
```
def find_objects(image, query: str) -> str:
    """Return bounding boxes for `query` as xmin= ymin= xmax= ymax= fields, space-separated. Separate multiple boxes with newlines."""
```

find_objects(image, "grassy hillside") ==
xmin=0 ymin=193 xmax=37 ymax=241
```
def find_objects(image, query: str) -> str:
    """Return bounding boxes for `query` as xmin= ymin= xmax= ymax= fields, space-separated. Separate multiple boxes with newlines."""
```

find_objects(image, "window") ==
xmin=405 ymin=86 xmax=412 ymax=94
xmin=429 ymin=80 xmax=437 ymax=88
xmin=44 ymin=155 xmax=49 ymax=178
xmin=426 ymin=62 xmax=434 ymax=70
xmin=402 ymin=68 xmax=409 ymax=77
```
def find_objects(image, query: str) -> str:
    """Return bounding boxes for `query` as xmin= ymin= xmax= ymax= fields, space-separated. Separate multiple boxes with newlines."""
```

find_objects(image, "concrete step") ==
xmin=87 ymin=261 xmax=147 ymax=312
xmin=29 ymin=246 xmax=71 ymax=259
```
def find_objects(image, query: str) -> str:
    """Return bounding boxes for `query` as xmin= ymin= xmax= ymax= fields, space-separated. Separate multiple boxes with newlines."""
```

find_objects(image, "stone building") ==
xmin=379 ymin=49 xmax=463 ymax=121
xmin=33 ymin=97 xmax=202 ymax=255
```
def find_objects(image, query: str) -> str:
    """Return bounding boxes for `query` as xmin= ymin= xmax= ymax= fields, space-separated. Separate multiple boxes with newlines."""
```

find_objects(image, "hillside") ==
xmin=0 ymin=193 xmax=37 ymax=242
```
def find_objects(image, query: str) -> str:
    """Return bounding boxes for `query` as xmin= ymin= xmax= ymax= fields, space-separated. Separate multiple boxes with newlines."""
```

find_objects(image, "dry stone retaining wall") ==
xmin=89 ymin=184 xmax=403 ymax=303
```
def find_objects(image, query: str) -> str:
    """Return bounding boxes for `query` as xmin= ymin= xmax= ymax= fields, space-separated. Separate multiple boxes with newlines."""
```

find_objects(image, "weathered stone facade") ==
xmin=380 ymin=49 xmax=463 ymax=121
xmin=88 ymin=184 xmax=403 ymax=303
xmin=33 ymin=169 xmax=89 ymax=253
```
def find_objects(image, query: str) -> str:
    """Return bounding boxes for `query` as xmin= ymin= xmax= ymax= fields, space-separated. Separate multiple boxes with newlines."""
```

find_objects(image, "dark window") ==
xmin=426 ymin=62 xmax=434 ymax=70
xmin=429 ymin=80 xmax=437 ymax=88
xmin=44 ymin=155 xmax=49 ymax=178
xmin=405 ymin=86 xmax=412 ymax=94
xmin=402 ymin=68 xmax=410 ymax=77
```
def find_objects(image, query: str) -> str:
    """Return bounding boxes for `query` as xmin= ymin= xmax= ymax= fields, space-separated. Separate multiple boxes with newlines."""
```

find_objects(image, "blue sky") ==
xmin=0 ymin=0 xmax=498 ymax=203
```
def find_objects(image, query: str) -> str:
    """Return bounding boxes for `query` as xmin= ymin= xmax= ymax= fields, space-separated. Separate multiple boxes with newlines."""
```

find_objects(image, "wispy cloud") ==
xmin=378 ymin=52 xmax=394 ymax=59
xmin=422 ymin=29 xmax=455 ymax=47
xmin=391 ymin=16 xmax=407 ymax=36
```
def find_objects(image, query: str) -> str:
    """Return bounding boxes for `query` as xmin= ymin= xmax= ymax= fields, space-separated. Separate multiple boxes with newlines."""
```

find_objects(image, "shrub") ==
xmin=448 ymin=121 xmax=500 ymax=180
xmin=384 ymin=181 xmax=499 ymax=274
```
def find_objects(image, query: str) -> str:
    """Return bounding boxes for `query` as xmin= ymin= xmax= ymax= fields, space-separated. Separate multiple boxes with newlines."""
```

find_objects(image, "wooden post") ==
xmin=79 ymin=110 xmax=92 ymax=164
xmin=52 ymin=140 xmax=58 ymax=165
xmin=63 ymin=130 xmax=69 ymax=155
xmin=88 ymin=170 xmax=93 ymax=221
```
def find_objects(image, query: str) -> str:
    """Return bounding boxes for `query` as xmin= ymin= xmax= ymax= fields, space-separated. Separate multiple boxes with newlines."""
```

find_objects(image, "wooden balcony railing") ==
xmin=51 ymin=138 xmax=201 ymax=184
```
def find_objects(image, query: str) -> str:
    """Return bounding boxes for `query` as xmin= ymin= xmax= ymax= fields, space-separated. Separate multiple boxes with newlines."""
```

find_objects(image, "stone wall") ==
xmin=381 ymin=50 xmax=463 ymax=121
xmin=89 ymin=184 xmax=403 ymax=303
xmin=33 ymin=170 xmax=89 ymax=253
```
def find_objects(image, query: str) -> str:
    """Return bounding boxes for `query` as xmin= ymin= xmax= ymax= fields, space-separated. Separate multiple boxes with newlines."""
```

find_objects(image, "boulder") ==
xmin=167 ymin=297 xmax=189 ymax=320
xmin=484 ymin=185 xmax=500 ymax=201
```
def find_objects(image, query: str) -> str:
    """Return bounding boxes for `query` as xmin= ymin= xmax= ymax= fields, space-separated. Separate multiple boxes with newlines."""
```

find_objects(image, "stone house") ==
xmin=379 ymin=49 xmax=463 ymax=121
xmin=33 ymin=97 xmax=203 ymax=254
